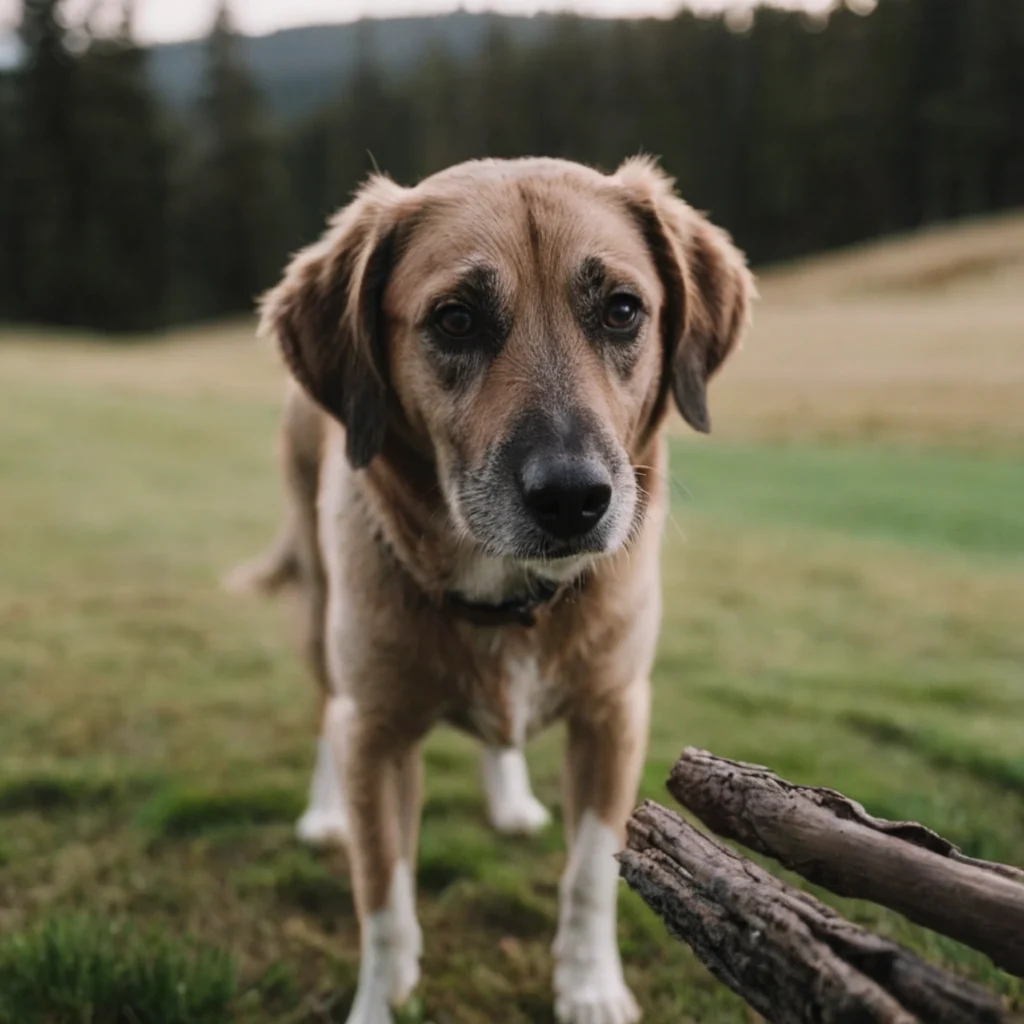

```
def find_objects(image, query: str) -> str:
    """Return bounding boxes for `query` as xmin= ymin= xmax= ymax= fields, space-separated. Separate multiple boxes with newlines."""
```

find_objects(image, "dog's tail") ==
xmin=221 ymin=519 xmax=302 ymax=596
xmin=222 ymin=383 xmax=325 ymax=600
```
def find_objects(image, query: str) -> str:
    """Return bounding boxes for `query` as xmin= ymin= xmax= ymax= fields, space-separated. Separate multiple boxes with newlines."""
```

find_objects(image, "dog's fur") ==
xmin=228 ymin=156 xmax=754 ymax=1024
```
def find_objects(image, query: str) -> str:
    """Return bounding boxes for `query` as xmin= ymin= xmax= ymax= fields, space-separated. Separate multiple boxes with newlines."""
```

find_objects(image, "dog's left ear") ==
xmin=614 ymin=157 xmax=756 ymax=434
xmin=258 ymin=176 xmax=409 ymax=469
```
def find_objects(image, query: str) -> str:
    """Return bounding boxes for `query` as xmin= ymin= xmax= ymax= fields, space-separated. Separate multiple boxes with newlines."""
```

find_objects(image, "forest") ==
xmin=3 ymin=0 xmax=1023 ymax=331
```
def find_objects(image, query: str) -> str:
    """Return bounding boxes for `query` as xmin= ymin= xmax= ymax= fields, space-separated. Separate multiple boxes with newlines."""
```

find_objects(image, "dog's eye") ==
xmin=603 ymin=294 xmax=641 ymax=332
xmin=435 ymin=303 xmax=476 ymax=339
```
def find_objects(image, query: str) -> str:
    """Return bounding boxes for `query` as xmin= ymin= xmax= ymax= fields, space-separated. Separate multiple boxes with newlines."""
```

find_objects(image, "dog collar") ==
xmin=366 ymin=512 xmax=573 ymax=628
xmin=442 ymin=577 xmax=562 ymax=628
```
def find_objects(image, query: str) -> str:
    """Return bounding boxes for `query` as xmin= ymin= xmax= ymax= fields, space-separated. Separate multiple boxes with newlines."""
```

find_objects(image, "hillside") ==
xmin=709 ymin=210 xmax=1024 ymax=450
xmin=147 ymin=13 xmax=556 ymax=118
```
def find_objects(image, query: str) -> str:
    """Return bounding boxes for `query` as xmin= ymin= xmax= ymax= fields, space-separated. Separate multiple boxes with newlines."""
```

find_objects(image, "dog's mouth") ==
xmin=476 ymin=531 xmax=611 ymax=567
xmin=521 ymin=549 xmax=598 ymax=584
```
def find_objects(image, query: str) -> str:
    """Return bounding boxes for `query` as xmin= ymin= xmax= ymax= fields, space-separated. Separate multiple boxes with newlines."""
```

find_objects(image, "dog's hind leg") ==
xmin=296 ymin=697 xmax=349 ymax=846
xmin=222 ymin=384 xmax=342 ymax=845
xmin=293 ymin=517 xmax=344 ymax=845
xmin=481 ymin=746 xmax=551 ymax=835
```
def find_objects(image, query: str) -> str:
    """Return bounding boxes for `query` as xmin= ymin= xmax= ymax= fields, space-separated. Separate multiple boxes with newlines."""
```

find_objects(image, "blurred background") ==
xmin=1 ymin=0 xmax=1023 ymax=329
xmin=0 ymin=2 xmax=1022 ymax=1023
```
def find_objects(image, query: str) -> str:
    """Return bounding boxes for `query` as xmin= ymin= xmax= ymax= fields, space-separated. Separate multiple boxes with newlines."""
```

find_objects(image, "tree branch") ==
xmin=620 ymin=800 xmax=1018 ymax=1024
xmin=667 ymin=748 xmax=1024 ymax=977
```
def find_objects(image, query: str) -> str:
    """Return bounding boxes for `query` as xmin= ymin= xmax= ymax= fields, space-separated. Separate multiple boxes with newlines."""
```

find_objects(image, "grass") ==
xmin=0 ymin=915 xmax=238 ymax=1024
xmin=702 ymin=208 xmax=1024 ymax=451
xmin=1 ymin=216 xmax=1023 ymax=1021
xmin=138 ymin=785 xmax=305 ymax=838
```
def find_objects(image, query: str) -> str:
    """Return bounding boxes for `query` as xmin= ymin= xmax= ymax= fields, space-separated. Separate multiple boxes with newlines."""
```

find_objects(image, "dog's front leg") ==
xmin=331 ymin=706 xmax=423 ymax=1024
xmin=554 ymin=679 xmax=650 ymax=1024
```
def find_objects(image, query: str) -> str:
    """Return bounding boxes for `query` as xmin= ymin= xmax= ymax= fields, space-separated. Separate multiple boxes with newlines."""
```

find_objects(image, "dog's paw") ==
xmin=489 ymin=793 xmax=552 ymax=836
xmin=481 ymin=747 xmax=551 ymax=836
xmin=295 ymin=808 xmax=349 ymax=847
xmin=345 ymin=928 xmax=421 ymax=1024
xmin=344 ymin=989 xmax=394 ymax=1024
xmin=554 ymin=935 xmax=640 ymax=1024
xmin=387 ymin=936 xmax=421 ymax=1007
xmin=554 ymin=976 xmax=641 ymax=1024
xmin=297 ymin=735 xmax=349 ymax=847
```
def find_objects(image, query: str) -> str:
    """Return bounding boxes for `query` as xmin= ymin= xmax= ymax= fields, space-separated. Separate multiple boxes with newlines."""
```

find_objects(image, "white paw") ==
xmin=346 ymin=883 xmax=422 ymax=1024
xmin=387 ymin=931 xmax=422 ymax=1006
xmin=554 ymin=927 xmax=639 ymax=1024
xmin=481 ymin=747 xmax=551 ymax=836
xmin=296 ymin=735 xmax=349 ymax=846
xmin=343 ymin=941 xmax=420 ymax=1024
xmin=490 ymin=793 xmax=552 ymax=836
xmin=555 ymin=977 xmax=641 ymax=1024
xmin=344 ymin=986 xmax=394 ymax=1024
xmin=295 ymin=807 xmax=349 ymax=847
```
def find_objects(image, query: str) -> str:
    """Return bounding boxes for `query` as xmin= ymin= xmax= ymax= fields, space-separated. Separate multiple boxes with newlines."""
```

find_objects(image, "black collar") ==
xmin=367 ymin=513 xmax=574 ymax=629
xmin=441 ymin=576 xmax=563 ymax=628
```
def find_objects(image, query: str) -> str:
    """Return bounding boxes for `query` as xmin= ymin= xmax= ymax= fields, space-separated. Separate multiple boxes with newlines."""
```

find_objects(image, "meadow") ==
xmin=1 ymin=212 xmax=1022 ymax=1023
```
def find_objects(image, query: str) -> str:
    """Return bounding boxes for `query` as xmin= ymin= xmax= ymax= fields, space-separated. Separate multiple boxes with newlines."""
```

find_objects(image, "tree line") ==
xmin=3 ymin=0 xmax=1022 ymax=333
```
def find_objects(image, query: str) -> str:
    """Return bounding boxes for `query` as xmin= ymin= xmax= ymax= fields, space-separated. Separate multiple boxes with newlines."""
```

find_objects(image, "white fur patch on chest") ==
xmin=506 ymin=655 xmax=542 ymax=746
xmin=463 ymin=652 xmax=562 ymax=747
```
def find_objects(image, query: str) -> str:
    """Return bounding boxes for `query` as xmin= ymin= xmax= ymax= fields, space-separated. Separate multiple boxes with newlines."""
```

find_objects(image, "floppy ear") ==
xmin=259 ymin=176 xmax=408 ymax=469
xmin=615 ymin=157 xmax=756 ymax=434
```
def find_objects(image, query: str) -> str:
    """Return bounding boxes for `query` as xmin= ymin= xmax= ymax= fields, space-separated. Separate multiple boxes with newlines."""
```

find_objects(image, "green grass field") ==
xmin=1 ymin=217 xmax=1023 ymax=1022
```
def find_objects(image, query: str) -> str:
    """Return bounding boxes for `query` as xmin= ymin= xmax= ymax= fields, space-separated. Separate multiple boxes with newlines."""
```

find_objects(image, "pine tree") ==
xmin=75 ymin=0 xmax=172 ymax=329
xmin=181 ymin=0 xmax=293 ymax=317
xmin=0 ymin=69 xmax=17 ymax=318
xmin=15 ymin=0 xmax=81 ymax=323
xmin=473 ymin=18 xmax=528 ymax=159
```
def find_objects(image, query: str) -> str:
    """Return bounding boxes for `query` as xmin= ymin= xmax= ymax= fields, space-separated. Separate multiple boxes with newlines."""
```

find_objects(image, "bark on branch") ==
xmin=668 ymin=748 xmax=1024 ymax=977
xmin=620 ymin=800 xmax=1019 ymax=1024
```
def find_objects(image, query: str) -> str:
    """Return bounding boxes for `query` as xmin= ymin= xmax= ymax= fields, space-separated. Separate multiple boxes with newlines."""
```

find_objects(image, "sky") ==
xmin=0 ymin=0 xmax=833 ymax=46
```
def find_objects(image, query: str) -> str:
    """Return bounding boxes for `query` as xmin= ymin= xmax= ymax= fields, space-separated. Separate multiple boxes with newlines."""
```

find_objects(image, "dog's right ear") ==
xmin=614 ymin=157 xmax=756 ymax=436
xmin=259 ymin=176 xmax=408 ymax=469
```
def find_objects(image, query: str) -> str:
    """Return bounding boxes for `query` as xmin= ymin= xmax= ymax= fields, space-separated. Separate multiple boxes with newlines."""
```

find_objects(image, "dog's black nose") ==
xmin=519 ymin=457 xmax=612 ymax=541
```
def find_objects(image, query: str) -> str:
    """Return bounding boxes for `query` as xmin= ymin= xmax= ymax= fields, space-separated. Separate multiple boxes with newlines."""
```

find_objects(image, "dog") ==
xmin=226 ymin=156 xmax=754 ymax=1024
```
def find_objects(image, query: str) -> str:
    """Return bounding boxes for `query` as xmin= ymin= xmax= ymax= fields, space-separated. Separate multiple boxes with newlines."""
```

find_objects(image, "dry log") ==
xmin=668 ymin=748 xmax=1024 ymax=977
xmin=620 ymin=800 xmax=1019 ymax=1024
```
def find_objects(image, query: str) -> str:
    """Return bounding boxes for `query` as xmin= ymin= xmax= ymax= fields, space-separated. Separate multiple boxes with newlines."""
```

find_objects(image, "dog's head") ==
xmin=262 ymin=157 xmax=754 ymax=576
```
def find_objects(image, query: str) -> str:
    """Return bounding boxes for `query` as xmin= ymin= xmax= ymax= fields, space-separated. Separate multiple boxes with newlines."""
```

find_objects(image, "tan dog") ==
xmin=228 ymin=156 xmax=754 ymax=1024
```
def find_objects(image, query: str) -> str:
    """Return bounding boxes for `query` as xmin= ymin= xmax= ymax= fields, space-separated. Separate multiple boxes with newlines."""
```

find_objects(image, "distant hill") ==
xmin=757 ymin=208 xmax=1024 ymax=305
xmin=147 ymin=13 xmax=558 ymax=120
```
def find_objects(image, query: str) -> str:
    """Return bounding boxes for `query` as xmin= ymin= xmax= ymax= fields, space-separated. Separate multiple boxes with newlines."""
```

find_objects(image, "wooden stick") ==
xmin=620 ymin=800 xmax=1019 ymax=1024
xmin=667 ymin=748 xmax=1024 ymax=977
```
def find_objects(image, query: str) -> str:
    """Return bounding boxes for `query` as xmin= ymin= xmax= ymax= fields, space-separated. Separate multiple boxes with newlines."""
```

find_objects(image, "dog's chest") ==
xmin=449 ymin=648 xmax=565 ymax=748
